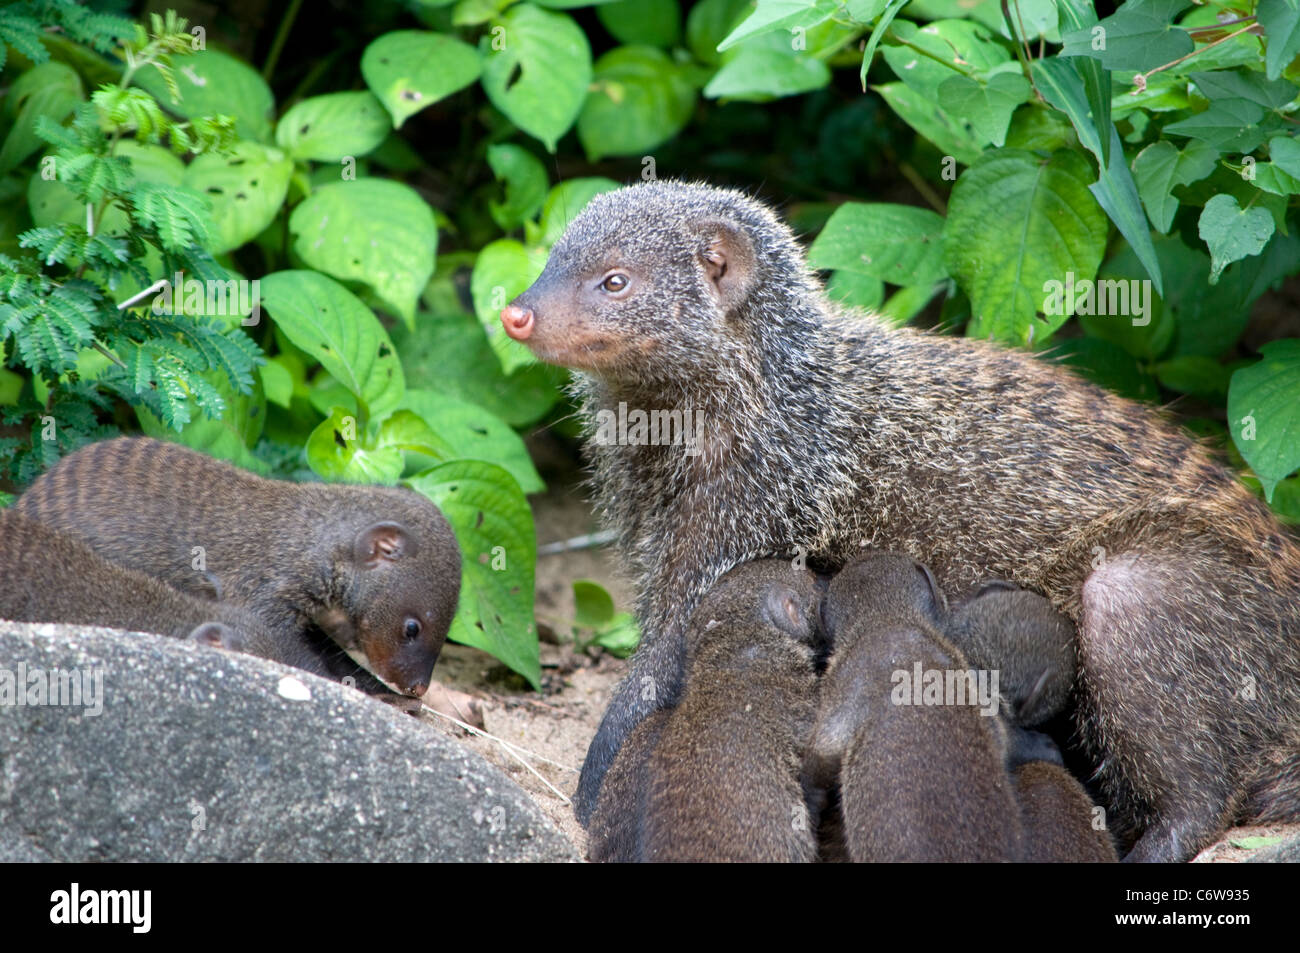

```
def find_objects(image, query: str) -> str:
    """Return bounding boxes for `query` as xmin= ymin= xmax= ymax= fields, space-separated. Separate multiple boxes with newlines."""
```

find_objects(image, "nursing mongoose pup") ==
xmin=945 ymin=580 xmax=1076 ymax=729
xmin=816 ymin=553 xmax=1024 ymax=862
xmin=501 ymin=180 xmax=1300 ymax=860
xmin=1014 ymin=761 xmax=1118 ymax=863
xmin=16 ymin=437 xmax=462 ymax=697
xmin=587 ymin=559 xmax=821 ymax=863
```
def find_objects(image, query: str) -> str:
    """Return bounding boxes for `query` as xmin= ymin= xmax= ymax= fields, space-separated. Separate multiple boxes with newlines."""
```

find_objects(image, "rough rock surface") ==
xmin=0 ymin=621 xmax=576 ymax=862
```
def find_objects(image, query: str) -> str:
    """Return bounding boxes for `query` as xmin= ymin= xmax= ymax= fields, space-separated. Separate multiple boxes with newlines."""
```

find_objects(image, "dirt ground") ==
xmin=413 ymin=482 xmax=1300 ymax=863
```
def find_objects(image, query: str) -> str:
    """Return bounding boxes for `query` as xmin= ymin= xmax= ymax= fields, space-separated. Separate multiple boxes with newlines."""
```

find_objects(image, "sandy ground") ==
xmin=411 ymin=482 xmax=1300 ymax=863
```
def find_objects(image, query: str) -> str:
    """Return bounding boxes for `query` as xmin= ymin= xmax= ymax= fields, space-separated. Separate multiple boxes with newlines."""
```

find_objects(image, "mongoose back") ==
xmin=817 ymin=553 xmax=1024 ymax=862
xmin=1014 ymin=761 xmax=1118 ymax=863
xmin=945 ymin=580 xmax=1077 ymax=728
xmin=502 ymin=180 xmax=1300 ymax=860
xmin=16 ymin=438 xmax=462 ymax=696
xmin=587 ymin=559 xmax=821 ymax=862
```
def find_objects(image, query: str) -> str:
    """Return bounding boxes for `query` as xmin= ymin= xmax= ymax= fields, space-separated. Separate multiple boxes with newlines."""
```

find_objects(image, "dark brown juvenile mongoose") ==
xmin=945 ymin=580 xmax=1076 ymax=728
xmin=587 ymin=559 xmax=821 ymax=863
xmin=816 ymin=553 xmax=1024 ymax=862
xmin=501 ymin=180 xmax=1300 ymax=860
xmin=16 ymin=437 xmax=462 ymax=697
xmin=1014 ymin=761 xmax=1119 ymax=863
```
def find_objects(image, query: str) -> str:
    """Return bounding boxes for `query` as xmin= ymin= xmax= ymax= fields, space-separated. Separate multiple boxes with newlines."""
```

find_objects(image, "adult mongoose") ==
xmin=816 ymin=553 xmax=1024 ymax=862
xmin=501 ymin=180 xmax=1300 ymax=861
xmin=587 ymin=559 xmax=821 ymax=863
xmin=15 ymin=437 xmax=462 ymax=697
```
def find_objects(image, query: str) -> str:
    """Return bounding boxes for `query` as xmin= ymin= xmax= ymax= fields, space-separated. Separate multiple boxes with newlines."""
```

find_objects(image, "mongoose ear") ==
xmin=354 ymin=521 xmax=416 ymax=568
xmin=699 ymin=220 xmax=757 ymax=313
xmin=763 ymin=586 xmax=811 ymax=641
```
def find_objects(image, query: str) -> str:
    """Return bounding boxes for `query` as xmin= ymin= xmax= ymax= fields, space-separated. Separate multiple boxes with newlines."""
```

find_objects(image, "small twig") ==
xmin=1132 ymin=24 xmax=1257 ymax=92
xmin=537 ymin=529 xmax=618 ymax=556
xmin=117 ymin=278 xmax=170 ymax=310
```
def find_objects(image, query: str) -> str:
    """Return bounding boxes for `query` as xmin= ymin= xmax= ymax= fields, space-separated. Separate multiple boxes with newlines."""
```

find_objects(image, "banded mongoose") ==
xmin=16 ymin=437 xmax=462 ymax=697
xmin=501 ymin=180 xmax=1300 ymax=861
xmin=816 ymin=553 xmax=1024 ymax=862
xmin=587 ymin=559 xmax=821 ymax=863
xmin=1014 ymin=761 xmax=1118 ymax=863
xmin=945 ymin=580 xmax=1076 ymax=729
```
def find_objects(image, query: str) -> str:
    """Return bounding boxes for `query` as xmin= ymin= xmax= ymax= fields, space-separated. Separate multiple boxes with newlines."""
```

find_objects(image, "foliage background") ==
xmin=3 ymin=0 xmax=1300 ymax=683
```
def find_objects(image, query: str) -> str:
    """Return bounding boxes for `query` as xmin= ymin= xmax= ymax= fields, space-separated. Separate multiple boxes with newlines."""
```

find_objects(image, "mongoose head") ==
xmin=685 ymin=559 xmax=823 ymax=669
xmin=501 ymin=180 xmax=816 ymax=378
xmin=323 ymin=504 xmax=463 ymax=697
xmin=945 ymin=581 xmax=1076 ymax=727
xmin=822 ymin=552 xmax=947 ymax=645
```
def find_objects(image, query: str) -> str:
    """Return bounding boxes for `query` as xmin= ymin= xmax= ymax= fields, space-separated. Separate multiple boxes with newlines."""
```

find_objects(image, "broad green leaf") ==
xmin=1189 ymin=69 xmax=1298 ymax=110
xmin=1259 ymin=0 xmax=1300 ymax=80
xmin=275 ymin=91 xmax=391 ymax=161
xmin=480 ymin=5 xmax=592 ymax=152
xmin=859 ymin=0 xmax=909 ymax=90
xmin=578 ymin=46 xmax=697 ymax=160
xmin=825 ymin=270 xmax=885 ymax=310
xmin=133 ymin=49 xmax=274 ymax=142
xmin=1228 ymin=339 xmax=1300 ymax=501
xmin=936 ymin=72 xmax=1030 ymax=147
xmin=1164 ymin=98 xmax=1268 ymax=153
xmin=305 ymin=406 xmax=403 ymax=483
xmin=260 ymin=270 xmax=405 ymax=421
xmin=1076 ymin=268 xmax=1172 ymax=360
xmin=943 ymin=148 xmax=1107 ymax=345
xmin=1055 ymin=0 xmax=1110 ymax=165
xmin=1155 ymin=355 xmax=1230 ymax=401
xmin=399 ymin=388 xmax=546 ymax=494
xmin=1198 ymin=194 xmax=1275 ymax=284
xmin=259 ymin=357 xmax=294 ymax=408
xmin=1132 ymin=140 xmax=1219 ymax=233
xmin=573 ymin=578 xmax=616 ymax=628
xmin=1269 ymin=136 xmax=1300 ymax=178
xmin=875 ymin=81 xmax=983 ymax=166
xmin=539 ymin=176 xmax=620 ymax=246
xmin=406 ymin=460 xmax=541 ymax=689
xmin=1060 ymin=0 xmax=1193 ymax=72
xmin=905 ymin=0 xmax=1056 ymax=40
xmin=183 ymin=142 xmax=292 ymax=255
xmin=470 ymin=238 xmax=549 ymax=373
xmin=705 ymin=32 xmax=832 ymax=100
xmin=288 ymin=177 xmax=437 ymax=328
xmin=717 ymin=0 xmax=839 ymax=51
xmin=596 ymin=0 xmax=682 ymax=47
xmin=686 ymin=0 xmax=751 ymax=66
xmin=0 ymin=61 xmax=82 ymax=174
xmin=808 ymin=202 xmax=947 ymax=286
xmin=878 ymin=282 xmax=941 ymax=326
xmin=360 ymin=30 xmax=482 ymax=128
xmin=881 ymin=19 xmax=1012 ymax=100
xmin=486 ymin=143 xmax=548 ymax=231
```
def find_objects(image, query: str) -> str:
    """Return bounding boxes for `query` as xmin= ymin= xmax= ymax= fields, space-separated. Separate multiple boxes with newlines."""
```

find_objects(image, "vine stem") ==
xmin=262 ymin=0 xmax=304 ymax=82
xmin=1133 ymin=24 xmax=1257 ymax=92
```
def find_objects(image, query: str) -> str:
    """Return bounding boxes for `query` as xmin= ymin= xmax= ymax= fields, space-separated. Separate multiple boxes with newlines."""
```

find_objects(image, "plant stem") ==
xmin=262 ymin=0 xmax=304 ymax=82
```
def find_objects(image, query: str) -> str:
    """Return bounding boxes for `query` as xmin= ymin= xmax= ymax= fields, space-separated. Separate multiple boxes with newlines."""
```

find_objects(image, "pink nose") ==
xmin=501 ymin=304 xmax=535 ymax=341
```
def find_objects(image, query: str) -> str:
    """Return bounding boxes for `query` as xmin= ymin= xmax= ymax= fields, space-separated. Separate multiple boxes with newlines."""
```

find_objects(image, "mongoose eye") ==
xmin=600 ymin=273 xmax=630 ymax=294
xmin=404 ymin=618 xmax=422 ymax=640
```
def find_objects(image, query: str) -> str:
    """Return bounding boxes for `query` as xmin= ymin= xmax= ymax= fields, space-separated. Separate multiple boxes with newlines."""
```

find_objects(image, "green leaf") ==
xmin=137 ymin=369 xmax=267 ymax=473
xmin=480 ymin=5 xmax=592 ymax=152
xmin=1060 ymin=0 xmax=1194 ymax=72
xmin=859 ymin=0 xmax=909 ymax=90
xmin=1189 ymin=69 xmax=1299 ymax=111
xmin=878 ymin=282 xmax=941 ymax=326
xmin=881 ymin=20 xmax=1012 ymax=101
xmin=0 ymin=61 xmax=83 ymax=175
xmin=573 ymin=579 xmax=615 ymax=627
xmin=597 ymin=0 xmax=681 ymax=47
xmin=130 ymin=181 xmax=211 ymax=251
xmin=360 ymin=30 xmax=482 ymax=128
xmin=1154 ymin=355 xmax=1230 ymax=401
xmin=1054 ymin=0 xmax=1110 ymax=165
xmin=1228 ymin=340 xmax=1300 ymax=501
xmin=1132 ymin=139 xmax=1219 ymax=233
xmin=260 ymin=270 xmax=405 ymax=422
xmin=875 ymin=81 xmax=983 ymax=166
xmin=288 ymin=177 xmax=437 ymax=329
xmin=808 ymin=202 xmax=947 ymax=287
xmin=275 ymin=92 xmax=391 ymax=162
xmin=539 ymin=177 xmax=620 ymax=246
xmin=1164 ymin=98 xmax=1268 ymax=153
xmin=686 ymin=0 xmax=751 ymax=66
xmin=1077 ymin=272 xmax=1171 ymax=361
xmin=1259 ymin=0 xmax=1300 ymax=80
xmin=943 ymin=148 xmax=1107 ymax=345
xmin=399 ymin=388 xmax=545 ymax=494
xmin=578 ymin=46 xmax=696 ymax=160
xmin=259 ymin=357 xmax=294 ymax=409
xmin=825 ymin=270 xmax=884 ymax=310
xmin=705 ymin=32 xmax=832 ymax=100
xmin=1198 ymin=194 xmax=1275 ymax=285
xmin=133 ymin=49 xmax=274 ymax=142
xmin=470 ymin=238 xmax=549 ymax=374
xmin=305 ymin=406 xmax=405 ymax=484
xmin=936 ymin=72 xmax=1030 ymax=148
xmin=183 ymin=142 xmax=292 ymax=255
xmin=486 ymin=143 xmax=548 ymax=231
xmin=406 ymin=460 xmax=541 ymax=689
xmin=717 ymin=0 xmax=839 ymax=51
xmin=1269 ymin=135 xmax=1300 ymax=178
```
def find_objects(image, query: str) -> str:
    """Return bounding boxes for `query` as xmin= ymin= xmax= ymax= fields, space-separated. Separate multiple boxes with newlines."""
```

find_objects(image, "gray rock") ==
xmin=0 ymin=621 xmax=576 ymax=862
xmin=1243 ymin=833 xmax=1300 ymax=863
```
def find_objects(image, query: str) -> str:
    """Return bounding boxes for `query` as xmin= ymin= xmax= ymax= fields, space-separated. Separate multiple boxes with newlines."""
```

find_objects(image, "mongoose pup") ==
xmin=502 ymin=180 xmax=1300 ymax=860
xmin=16 ymin=437 xmax=462 ymax=697
xmin=587 ymin=559 xmax=821 ymax=863
xmin=1 ymin=509 xmax=276 ymax=655
xmin=1014 ymin=761 xmax=1118 ymax=863
xmin=815 ymin=553 xmax=1024 ymax=862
